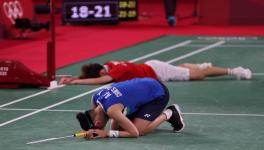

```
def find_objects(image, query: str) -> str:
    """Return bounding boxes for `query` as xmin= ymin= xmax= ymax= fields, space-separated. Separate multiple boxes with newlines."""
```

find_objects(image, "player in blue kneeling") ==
xmin=76 ymin=78 xmax=185 ymax=139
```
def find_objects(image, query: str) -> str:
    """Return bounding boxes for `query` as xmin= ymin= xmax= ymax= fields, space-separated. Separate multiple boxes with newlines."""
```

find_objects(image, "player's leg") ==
xmin=164 ymin=0 xmax=178 ymax=26
xmin=188 ymin=66 xmax=228 ymax=80
xmin=145 ymin=60 xmax=190 ymax=81
xmin=131 ymin=82 xmax=184 ymax=135
xmin=189 ymin=66 xmax=252 ymax=80
xmin=179 ymin=62 xmax=212 ymax=70
xmin=132 ymin=115 xmax=166 ymax=135
xmin=133 ymin=104 xmax=185 ymax=135
xmin=131 ymin=82 xmax=169 ymax=135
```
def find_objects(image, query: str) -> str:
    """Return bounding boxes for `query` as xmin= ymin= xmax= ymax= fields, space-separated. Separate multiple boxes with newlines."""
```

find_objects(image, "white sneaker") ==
xmin=231 ymin=67 xmax=252 ymax=80
xmin=198 ymin=62 xmax=212 ymax=70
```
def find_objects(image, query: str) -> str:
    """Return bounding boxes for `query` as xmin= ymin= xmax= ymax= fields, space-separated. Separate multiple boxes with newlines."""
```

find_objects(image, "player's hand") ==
xmin=59 ymin=77 xmax=75 ymax=84
xmin=85 ymin=129 xmax=108 ymax=139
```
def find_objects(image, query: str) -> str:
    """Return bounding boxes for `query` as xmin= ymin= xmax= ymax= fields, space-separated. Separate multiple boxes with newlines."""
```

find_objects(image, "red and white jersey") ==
xmin=104 ymin=61 xmax=158 ymax=82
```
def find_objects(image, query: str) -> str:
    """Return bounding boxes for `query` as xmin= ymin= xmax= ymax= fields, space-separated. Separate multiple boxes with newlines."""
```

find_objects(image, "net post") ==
xmin=47 ymin=0 xmax=56 ymax=81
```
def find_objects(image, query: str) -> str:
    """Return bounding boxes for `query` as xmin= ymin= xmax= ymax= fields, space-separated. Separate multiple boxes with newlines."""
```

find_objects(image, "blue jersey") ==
xmin=91 ymin=78 xmax=166 ymax=115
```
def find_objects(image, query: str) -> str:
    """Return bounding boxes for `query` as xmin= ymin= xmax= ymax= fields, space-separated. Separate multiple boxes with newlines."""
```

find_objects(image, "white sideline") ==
xmin=0 ymin=90 xmax=51 ymax=108
xmin=2 ymin=108 xmax=264 ymax=117
xmin=166 ymin=41 xmax=225 ymax=64
xmin=252 ymin=73 xmax=264 ymax=76
xmin=184 ymin=112 xmax=264 ymax=117
xmin=0 ymin=108 xmax=82 ymax=112
xmin=130 ymin=40 xmax=191 ymax=62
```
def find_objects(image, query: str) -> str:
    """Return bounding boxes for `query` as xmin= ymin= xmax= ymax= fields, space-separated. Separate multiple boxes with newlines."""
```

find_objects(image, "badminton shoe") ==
xmin=231 ymin=67 xmax=252 ymax=80
xmin=166 ymin=104 xmax=185 ymax=132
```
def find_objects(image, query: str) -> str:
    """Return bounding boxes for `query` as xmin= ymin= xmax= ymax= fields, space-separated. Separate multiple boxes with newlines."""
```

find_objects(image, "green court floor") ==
xmin=0 ymin=36 xmax=264 ymax=150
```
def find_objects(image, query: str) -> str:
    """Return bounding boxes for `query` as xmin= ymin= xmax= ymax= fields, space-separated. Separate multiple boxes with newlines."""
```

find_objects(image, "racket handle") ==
xmin=74 ymin=132 xmax=88 ymax=137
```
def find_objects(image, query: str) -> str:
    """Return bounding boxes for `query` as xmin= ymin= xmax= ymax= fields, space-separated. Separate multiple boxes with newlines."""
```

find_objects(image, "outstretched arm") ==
xmin=59 ymin=75 xmax=113 ymax=85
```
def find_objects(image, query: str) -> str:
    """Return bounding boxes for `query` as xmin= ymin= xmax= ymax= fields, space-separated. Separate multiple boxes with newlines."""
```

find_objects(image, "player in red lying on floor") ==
xmin=59 ymin=60 xmax=252 ymax=85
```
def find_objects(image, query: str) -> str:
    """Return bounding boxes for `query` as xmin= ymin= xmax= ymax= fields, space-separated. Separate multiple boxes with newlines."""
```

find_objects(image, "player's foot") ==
xmin=231 ymin=67 xmax=252 ymax=80
xmin=166 ymin=104 xmax=185 ymax=132
xmin=197 ymin=62 xmax=212 ymax=70
xmin=167 ymin=16 xmax=176 ymax=27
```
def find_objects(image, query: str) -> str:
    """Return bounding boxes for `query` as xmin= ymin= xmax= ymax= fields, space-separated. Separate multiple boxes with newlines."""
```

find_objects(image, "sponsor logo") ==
xmin=144 ymin=114 xmax=151 ymax=118
xmin=2 ymin=0 xmax=23 ymax=24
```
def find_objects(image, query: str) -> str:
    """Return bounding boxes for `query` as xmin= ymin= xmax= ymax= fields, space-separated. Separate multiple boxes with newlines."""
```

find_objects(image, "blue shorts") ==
xmin=127 ymin=81 xmax=170 ymax=121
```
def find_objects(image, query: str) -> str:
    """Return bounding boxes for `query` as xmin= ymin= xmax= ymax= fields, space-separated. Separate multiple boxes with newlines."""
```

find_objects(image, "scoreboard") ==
xmin=62 ymin=0 xmax=138 ymax=24
xmin=119 ymin=0 xmax=138 ymax=20
xmin=62 ymin=0 xmax=119 ymax=24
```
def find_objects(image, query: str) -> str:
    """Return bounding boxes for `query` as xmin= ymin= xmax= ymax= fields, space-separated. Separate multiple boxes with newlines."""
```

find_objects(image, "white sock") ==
xmin=228 ymin=68 xmax=233 ymax=75
xmin=163 ymin=109 xmax=172 ymax=120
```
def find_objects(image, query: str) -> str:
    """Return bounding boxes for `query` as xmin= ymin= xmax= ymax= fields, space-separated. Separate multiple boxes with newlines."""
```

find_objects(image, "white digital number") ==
xmin=94 ymin=5 xmax=103 ymax=18
xmin=103 ymin=5 xmax=111 ymax=17
xmin=71 ymin=6 xmax=79 ymax=18
xmin=79 ymin=6 xmax=89 ymax=18
xmin=71 ymin=6 xmax=88 ymax=18
xmin=94 ymin=5 xmax=111 ymax=18
xmin=70 ymin=5 xmax=112 ymax=19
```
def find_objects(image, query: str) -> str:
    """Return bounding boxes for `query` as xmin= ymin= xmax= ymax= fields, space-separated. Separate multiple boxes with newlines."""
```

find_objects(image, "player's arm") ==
xmin=59 ymin=77 xmax=78 ymax=84
xmin=106 ymin=104 xmax=139 ymax=138
xmin=62 ymin=75 xmax=113 ymax=85
xmin=110 ymin=119 xmax=120 ymax=130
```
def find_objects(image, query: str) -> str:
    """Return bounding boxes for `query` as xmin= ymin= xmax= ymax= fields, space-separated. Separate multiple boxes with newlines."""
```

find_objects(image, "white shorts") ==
xmin=145 ymin=60 xmax=190 ymax=81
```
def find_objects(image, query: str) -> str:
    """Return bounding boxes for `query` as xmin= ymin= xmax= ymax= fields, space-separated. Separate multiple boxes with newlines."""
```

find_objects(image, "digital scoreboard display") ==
xmin=62 ymin=0 xmax=119 ymax=24
xmin=62 ymin=0 xmax=138 ymax=24
xmin=119 ymin=0 xmax=138 ymax=20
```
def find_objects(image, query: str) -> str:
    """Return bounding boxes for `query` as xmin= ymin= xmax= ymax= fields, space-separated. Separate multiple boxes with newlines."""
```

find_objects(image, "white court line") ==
xmin=27 ymin=135 xmax=74 ymax=145
xmin=1 ymin=108 xmax=264 ymax=117
xmin=130 ymin=40 xmax=191 ymax=62
xmin=0 ymin=108 xmax=82 ymax=112
xmin=186 ymin=44 xmax=264 ymax=48
xmin=0 ymin=85 xmax=108 ymax=127
xmin=0 ymin=40 xmax=225 ymax=127
xmin=166 ymin=41 xmax=225 ymax=64
xmin=253 ymin=73 xmax=264 ymax=76
xmin=0 ymin=85 xmax=65 ymax=108
xmin=0 ymin=41 xmax=191 ymax=109
xmin=183 ymin=112 xmax=264 ymax=117
xmin=0 ymin=87 xmax=62 ymax=108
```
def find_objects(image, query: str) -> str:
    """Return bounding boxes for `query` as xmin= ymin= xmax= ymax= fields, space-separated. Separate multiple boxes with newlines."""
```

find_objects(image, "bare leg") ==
xmin=189 ymin=67 xmax=229 ymax=80
xmin=133 ymin=114 xmax=167 ymax=135
xmin=179 ymin=63 xmax=212 ymax=70
xmin=179 ymin=63 xmax=200 ymax=70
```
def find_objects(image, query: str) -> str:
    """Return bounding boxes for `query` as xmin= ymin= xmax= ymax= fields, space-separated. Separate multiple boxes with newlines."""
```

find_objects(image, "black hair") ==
xmin=79 ymin=63 xmax=104 ymax=79
xmin=76 ymin=110 xmax=95 ymax=131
